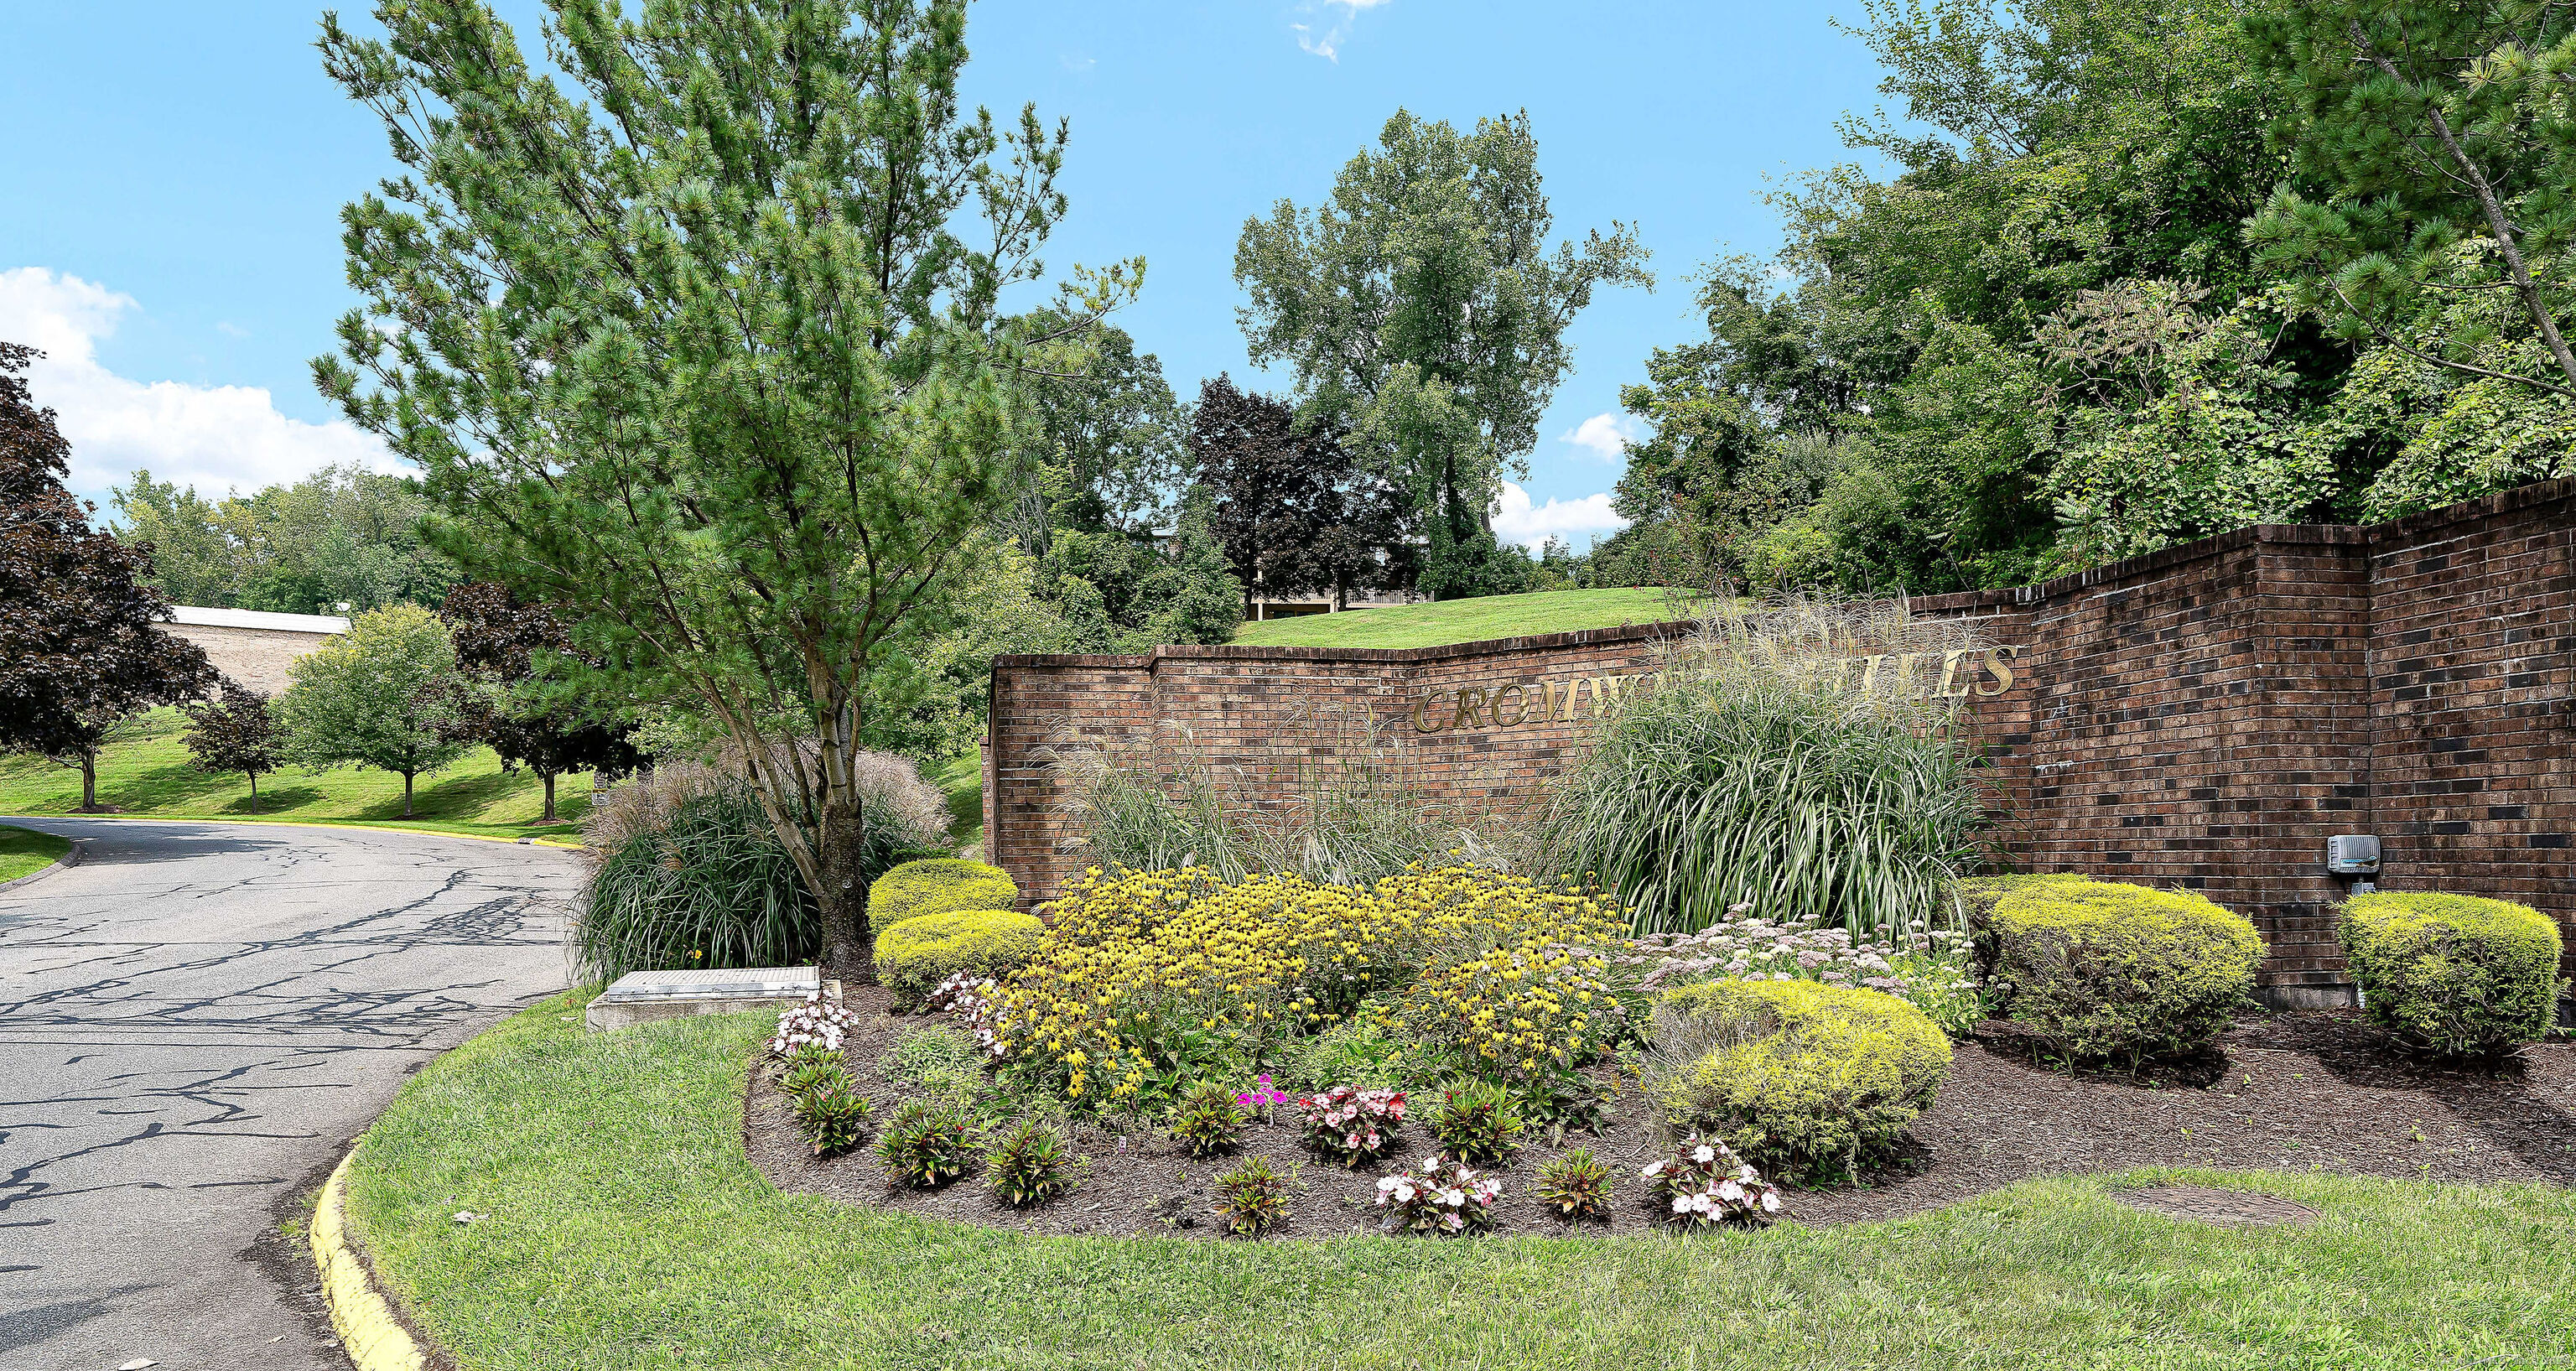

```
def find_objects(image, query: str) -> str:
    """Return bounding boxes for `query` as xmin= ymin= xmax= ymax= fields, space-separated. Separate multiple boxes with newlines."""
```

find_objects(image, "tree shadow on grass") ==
xmin=219 ymin=784 xmax=325 ymax=815
xmin=356 ymin=764 xmax=529 ymax=823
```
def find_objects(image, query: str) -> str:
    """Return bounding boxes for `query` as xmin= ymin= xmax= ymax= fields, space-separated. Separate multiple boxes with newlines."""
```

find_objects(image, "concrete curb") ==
xmin=0 ymin=835 xmax=84 ymax=894
xmin=310 ymin=1151 xmax=432 ymax=1371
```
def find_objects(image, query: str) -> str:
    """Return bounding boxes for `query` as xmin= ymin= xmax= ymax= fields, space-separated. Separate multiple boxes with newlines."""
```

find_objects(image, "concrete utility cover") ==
xmin=2117 ymin=1185 xmax=2320 ymax=1227
xmin=586 ymin=965 xmax=822 ymax=1030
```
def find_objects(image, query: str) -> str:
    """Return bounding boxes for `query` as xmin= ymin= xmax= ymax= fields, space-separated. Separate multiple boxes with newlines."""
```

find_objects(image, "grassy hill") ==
xmin=1229 ymin=586 xmax=1696 ymax=651
xmin=0 ymin=825 xmax=71 ymax=882
xmin=0 ymin=707 xmax=595 ymax=841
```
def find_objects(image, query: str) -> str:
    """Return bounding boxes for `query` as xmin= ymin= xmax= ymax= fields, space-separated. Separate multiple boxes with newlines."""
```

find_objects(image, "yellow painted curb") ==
xmin=311 ymin=1151 xmax=431 ymax=1371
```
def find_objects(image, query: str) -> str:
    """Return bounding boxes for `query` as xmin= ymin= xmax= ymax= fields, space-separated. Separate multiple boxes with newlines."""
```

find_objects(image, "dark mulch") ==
xmin=743 ymin=984 xmax=2576 ymax=1239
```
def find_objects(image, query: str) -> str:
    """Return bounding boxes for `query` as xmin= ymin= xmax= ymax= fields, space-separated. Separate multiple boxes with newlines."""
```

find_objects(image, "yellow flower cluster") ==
xmin=984 ymin=864 xmax=1627 ymax=1108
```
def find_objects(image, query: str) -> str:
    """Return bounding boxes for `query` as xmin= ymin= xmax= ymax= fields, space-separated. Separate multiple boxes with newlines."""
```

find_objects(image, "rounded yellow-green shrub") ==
xmin=874 ymin=908 xmax=1046 ymax=1009
xmin=2340 ymin=891 xmax=2566 ymax=1057
xmin=1966 ymin=875 xmax=2260 ymax=1062
xmin=1647 ymin=978 xmax=1950 ymax=1179
xmin=870 ymin=858 xmax=1020 ymax=929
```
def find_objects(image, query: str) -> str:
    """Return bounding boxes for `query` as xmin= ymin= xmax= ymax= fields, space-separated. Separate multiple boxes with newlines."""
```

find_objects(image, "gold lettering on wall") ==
xmin=1405 ymin=647 xmax=2031 ymax=734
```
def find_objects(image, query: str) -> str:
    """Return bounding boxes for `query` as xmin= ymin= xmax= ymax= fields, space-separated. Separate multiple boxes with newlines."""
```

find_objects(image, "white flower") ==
xmin=1641 ymin=1161 xmax=1665 ymax=1177
xmin=1672 ymin=1195 xmax=1691 ymax=1213
xmin=1716 ymin=1180 xmax=1744 ymax=1202
xmin=1691 ymin=1144 xmax=1716 ymax=1164
xmin=1761 ymin=1192 xmax=1780 ymax=1213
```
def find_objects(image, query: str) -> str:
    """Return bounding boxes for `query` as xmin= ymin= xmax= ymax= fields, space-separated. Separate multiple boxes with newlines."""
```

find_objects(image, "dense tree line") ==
xmin=1597 ymin=0 xmax=2576 ymax=595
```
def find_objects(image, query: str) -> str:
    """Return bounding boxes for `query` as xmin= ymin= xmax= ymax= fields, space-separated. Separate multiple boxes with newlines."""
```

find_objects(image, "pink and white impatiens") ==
xmin=767 ymin=989 xmax=862 ymax=1057
xmin=1296 ymin=1085 xmax=1406 ymax=1166
xmin=1641 ymin=1135 xmax=1784 ymax=1227
xmin=1376 ymin=1155 xmax=1504 ymax=1234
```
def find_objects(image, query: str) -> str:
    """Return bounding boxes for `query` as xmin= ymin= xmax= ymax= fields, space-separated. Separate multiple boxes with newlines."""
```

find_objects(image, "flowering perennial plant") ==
xmin=1168 ymin=1082 xmax=1247 ymax=1158
xmin=927 ymin=972 xmax=1009 ymax=1057
xmin=769 ymin=989 xmax=862 ymax=1057
xmin=876 ymin=1100 xmax=975 ymax=1189
xmin=1212 ymin=1155 xmax=1295 ymax=1236
xmin=973 ymin=865 xmax=1628 ymax=1109
xmin=1236 ymin=1072 xmax=1289 ymax=1116
xmin=1427 ymin=1079 xmax=1524 ymax=1163
xmin=984 ymin=1120 xmax=1072 ymax=1207
xmin=1375 ymin=1155 xmax=1503 ymax=1234
xmin=1624 ymin=911 xmax=1982 ymax=1035
xmin=1297 ymin=1084 xmax=1406 ymax=1166
xmin=1535 ymin=1147 xmax=1613 ymax=1219
xmin=1642 ymin=1135 xmax=1782 ymax=1227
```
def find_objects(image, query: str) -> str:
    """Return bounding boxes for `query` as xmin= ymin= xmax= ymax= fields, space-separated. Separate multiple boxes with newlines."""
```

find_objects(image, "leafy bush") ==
xmin=1427 ymin=1079 xmax=1523 ymax=1163
xmin=873 ymin=907 xmax=1046 ymax=1010
xmin=875 ymin=1026 xmax=988 ymax=1108
xmin=875 ymin=1100 xmax=976 ymax=1188
xmin=869 ymin=858 xmax=1020 ymax=929
xmin=780 ymin=1056 xmax=849 ymax=1104
xmin=792 ymin=1085 xmax=873 ymax=1158
xmin=1535 ymin=1147 xmax=1613 ymax=1219
xmin=1277 ymin=1015 xmax=1460 ymax=1093
xmin=984 ymin=1120 xmax=1072 ymax=1207
xmin=1646 ymin=978 xmax=1950 ymax=1178
xmin=1625 ymin=911 xmax=1987 ymax=1037
xmin=1374 ymin=1155 xmax=1502 ymax=1234
xmin=1168 ymin=1082 xmax=1248 ymax=1158
xmin=1642 ymin=1135 xmax=1782 ymax=1227
xmin=1297 ymin=1085 xmax=1407 ymax=1167
xmin=1968 ymin=875 xmax=2261 ymax=1061
xmin=1212 ymin=1155 xmax=1295 ymax=1236
xmin=2340 ymin=891 xmax=2566 ymax=1057
xmin=970 ymin=865 xmax=1627 ymax=1109
xmin=578 ymin=756 xmax=944 ymax=983
xmin=1540 ymin=600 xmax=1990 ymax=937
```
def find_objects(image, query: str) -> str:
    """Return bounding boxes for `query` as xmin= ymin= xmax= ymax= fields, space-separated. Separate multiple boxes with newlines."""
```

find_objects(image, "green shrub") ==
xmin=1168 ymin=1082 xmax=1247 ymax=1158
xmin=984 ymin=1120 xmax=1072 ymax=1207
xmin=1968 ymin=875 xmax=2261 ymax=1062
xmin=1427 ymin=1079 xmax=1524 ymax=1163
xmin=792 ymin=1086 xmax=873 ymax=1158
xmin=1646 ymin=978 xmax=1950 ymax=1178
xmin=780 ymin=1057 xmax=849 ymax=1104
xmin=2340 ymin=891 xmax=2566 ymax=1057
xmin=1277 ymin=1015 xmax=1460 ymax=1093
xmin=1534 ymin=1146 xmax=1613 ymax=1219
xmin=1212 ymin=1155 xmax=1295 ymax=1236
xmin=876 ymin=1099 xmax=975 ymax=1188
xmin=872 ymin=907 xmax=1045 ymax=1009
xmin=875 ymin=1026 xmax=988 ymax=1107
xmin=869 ymin=858 xmax=1020 ymax=928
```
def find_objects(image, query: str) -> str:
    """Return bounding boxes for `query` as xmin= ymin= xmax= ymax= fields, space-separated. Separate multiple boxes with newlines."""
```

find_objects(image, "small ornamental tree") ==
xmin=275 ymin=604 xmax=468 ymax=818
xmin=439 ymin=581 xmax=640 ymax=823
xmin=0 ymin=342 xmax=216 ymax=808
xmin=180 ymin=680 xmax=283 ymax=812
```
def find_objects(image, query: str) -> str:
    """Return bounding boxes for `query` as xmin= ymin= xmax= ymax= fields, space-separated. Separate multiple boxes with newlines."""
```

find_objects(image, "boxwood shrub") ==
xmin=1645 ymin=978 xmax=1950 ymax=1179
xmin=869 ymin=858 xmax=1021 ymax=929
xmin=2340 ymin=891 xmax=2566 ymax=1057
xmin=1966 ymin=875 xmax=2260 ymax=1062
xmin=873 ymin=907 xmax=1046 ymax=1009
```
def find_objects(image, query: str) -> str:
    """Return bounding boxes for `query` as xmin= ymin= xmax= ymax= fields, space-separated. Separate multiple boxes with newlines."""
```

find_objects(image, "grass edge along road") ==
xmin=347 ymin=994 xmax=2576 ymax=1371
xmin=0 ymin=824 xmax=73 ymax=882
xmin=1231 ymin=587 xmax=1698 ymax=651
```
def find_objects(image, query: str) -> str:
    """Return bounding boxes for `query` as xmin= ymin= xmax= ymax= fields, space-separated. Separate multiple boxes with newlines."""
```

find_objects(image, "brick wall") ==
xmin=989 ymin=478 xmax=2576 ymax=1004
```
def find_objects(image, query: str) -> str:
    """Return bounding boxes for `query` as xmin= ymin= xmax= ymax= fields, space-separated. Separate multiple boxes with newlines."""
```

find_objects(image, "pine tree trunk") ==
xmin=401 ymin=771 xmax=416 ymax=819
xmin=541 ymin=771 xmax=557 ymax=823
xmin=813 ymin=791 xmax=874 ymax=981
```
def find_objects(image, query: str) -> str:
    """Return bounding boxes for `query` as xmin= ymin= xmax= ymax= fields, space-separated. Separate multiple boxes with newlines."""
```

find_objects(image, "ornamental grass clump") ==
xmin=876 ymin=1100 xmax=975 ymax=1189
xmin=1212 ymin=1155 xmax=1295 ymax=1236
xmin=1298 ymin=1085 xmax=1407 ymax=1166
xmin=1646 ymin=978 xmax=1950 ymax=1180
xmin=1967 ymin=875 xmax=2260 ymax=1062
xmin=1535 ymin=1147 xmax=1613 ymax=1220
xmin=984 ymin=1120 xmax=1072 ymax=1207
xmin=1541 ymin=598 xmax=1990 ymax=939
xmin=1644 ymin=1135 xmax=1782 ymax=1227
xmin=792 ymin=1086 xmax=873 ymax=1158
xmin=1427 ymin=1079 xmax=1524 ymax=1163
xmin=1375 ymin=1155 xmax=1503 ymax=1235
xmin=971 ymin=864 xmax=1627 ymax=1109
xmin=2340 ymin=891 xmax=2567 ymax=1057
xmin=1168 ymin=1082 xmax=1248 ymax=1158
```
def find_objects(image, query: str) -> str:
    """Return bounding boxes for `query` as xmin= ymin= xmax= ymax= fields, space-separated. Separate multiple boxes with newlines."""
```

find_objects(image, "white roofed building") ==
xmin=162 ymin=605 xmax=351 ymax=696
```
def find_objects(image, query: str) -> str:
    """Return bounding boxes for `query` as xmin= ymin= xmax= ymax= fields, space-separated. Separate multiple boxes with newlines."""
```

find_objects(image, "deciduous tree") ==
xmin=275 ymin=604 xmax=468 ymax=818
xmin=0 ymin=343 xmax=216 ymax=809
xmin=313 ymin=0 xmax=1124 ymax=969
xmin=181 ymin=681 xmax=284 ymax=812
xmin=439 ymin=581 xmax=641 ymax=823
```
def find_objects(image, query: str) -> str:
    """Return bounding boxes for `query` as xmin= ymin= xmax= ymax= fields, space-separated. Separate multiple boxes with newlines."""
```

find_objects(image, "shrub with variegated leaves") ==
xmin=1642 ymin=1135 xmax=1781 ymax=1228
xmin=769 ymin=989 xmax=862 ymax=1057
xmin=1296 ymin=1084 xmax=1405 ymax=1166
xmin=1375 ymin=1154 xmax=1502 ymax=1234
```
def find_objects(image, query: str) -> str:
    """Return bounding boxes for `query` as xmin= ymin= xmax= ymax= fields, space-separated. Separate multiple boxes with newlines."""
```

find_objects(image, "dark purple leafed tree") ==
xmin=180 ymin=679 xmax=283 ymax=813
xmin=438 ymin=581 xmax=641 ymax=823
xmin=0 ymin=342 xmax=216 ymax=808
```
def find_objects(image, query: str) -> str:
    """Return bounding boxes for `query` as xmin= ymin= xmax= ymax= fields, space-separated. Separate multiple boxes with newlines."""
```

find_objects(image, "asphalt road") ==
xmin=0 ymin=818 xmax=581 ymax=1371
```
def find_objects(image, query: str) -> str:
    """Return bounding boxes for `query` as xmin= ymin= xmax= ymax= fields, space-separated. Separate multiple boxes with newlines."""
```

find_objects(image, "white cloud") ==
xmin=1292 ymin=0 xmax=1392 ymax=60
xmin=1490 ymin=481 xmax=1626 ymax=551
xmin=0 ymin=267 xmax=394 ymax=503
xmin=1558 ymin=411 xmax=1642 ymax=462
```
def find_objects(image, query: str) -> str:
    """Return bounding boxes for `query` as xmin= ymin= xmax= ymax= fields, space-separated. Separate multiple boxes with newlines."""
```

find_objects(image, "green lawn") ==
xmin=347 ymin=995 xmax=2576 ymax=1371
xmin=0 ymin=707 xmax=595 ymax=842
xmin=932 ymin=751 xmax=984 ymax=856
xmin=1231 ymin=587 xmax=1698 ymax=651
xmin=0 ymin=824 xmax=71 ymax=882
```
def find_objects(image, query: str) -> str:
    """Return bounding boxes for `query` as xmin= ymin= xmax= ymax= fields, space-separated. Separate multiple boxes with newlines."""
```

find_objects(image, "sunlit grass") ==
xmin=1232 ymin=588 xmax=1697 ymax=651
xmin=349 ymin=995 xmax=2576 ymax=1370
xmin=0 ymin=824 xmax=71 ymax=881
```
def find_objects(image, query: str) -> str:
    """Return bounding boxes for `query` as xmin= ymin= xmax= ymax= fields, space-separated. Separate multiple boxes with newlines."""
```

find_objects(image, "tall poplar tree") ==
xmin=312 ymin=0 xmax=1128 ymax=969
xmin=1235 ymin=110 xmax=1649 ymax=599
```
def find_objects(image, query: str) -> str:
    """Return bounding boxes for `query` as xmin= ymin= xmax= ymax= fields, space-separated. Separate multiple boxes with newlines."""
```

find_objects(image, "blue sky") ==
xmin=0 ymin=1 xmax=1893 ymax=545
